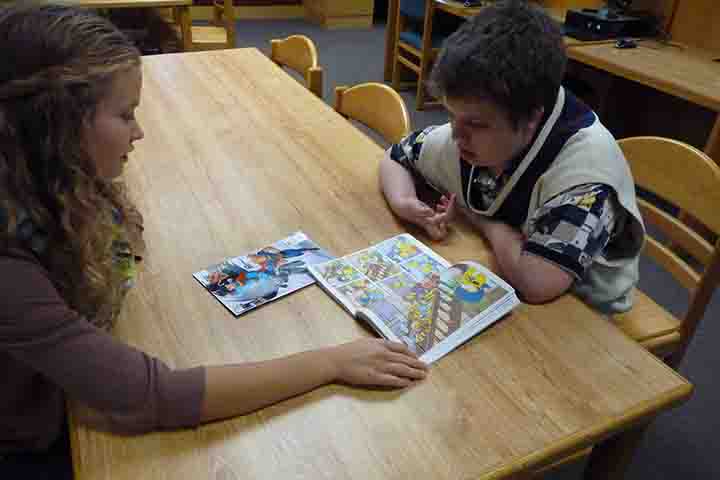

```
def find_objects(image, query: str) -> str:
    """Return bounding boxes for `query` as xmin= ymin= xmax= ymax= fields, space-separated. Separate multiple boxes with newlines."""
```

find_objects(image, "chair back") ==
xmin=399 ymin=0 xmax=427 ymax=21
xmin=270 ymin=35 xmax=323 ymax=98
xmin=618 ymin=136 xmax=720 ymax=362
xmin=334 ymin=83 xmax=411 ymax=145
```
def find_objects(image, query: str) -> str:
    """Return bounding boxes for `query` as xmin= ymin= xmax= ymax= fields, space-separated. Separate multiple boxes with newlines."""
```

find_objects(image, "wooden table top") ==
xmin=69 ymin=49 xmax=692 ymax=480
xmin=433 ymin=0 xmax=485 ymax=18
xmin=567 ymin=40 xmax=720 ymax=112
xmin=71 ymin=0 xmax=191 ymax=8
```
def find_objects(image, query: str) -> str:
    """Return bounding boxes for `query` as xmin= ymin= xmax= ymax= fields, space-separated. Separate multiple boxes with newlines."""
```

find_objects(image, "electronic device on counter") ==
xmin=563 ymin=2 xmax=657 ymax=41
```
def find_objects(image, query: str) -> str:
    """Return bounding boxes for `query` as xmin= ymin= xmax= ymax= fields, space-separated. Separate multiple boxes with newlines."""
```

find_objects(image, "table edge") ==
xmin=567 ymin=45 xmax=720 ymax=112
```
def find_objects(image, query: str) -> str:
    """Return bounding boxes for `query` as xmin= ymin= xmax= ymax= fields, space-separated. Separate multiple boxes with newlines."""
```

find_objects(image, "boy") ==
xmin=380 ymin=0 xmax=645 ymax=313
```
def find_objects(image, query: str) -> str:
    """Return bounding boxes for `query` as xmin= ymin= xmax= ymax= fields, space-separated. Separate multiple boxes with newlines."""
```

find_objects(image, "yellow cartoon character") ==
xmin=396 ymin=241 xmax=418 ymax=259
xmin=455 ymin=267 xmax=489 ymax=302
xmin=575 ymin=191 xmax=598 ymax=210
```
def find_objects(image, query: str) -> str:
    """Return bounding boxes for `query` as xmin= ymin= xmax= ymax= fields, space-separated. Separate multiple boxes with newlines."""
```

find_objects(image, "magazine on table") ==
xmin=308 ymin=233 xmax=520 ymax=364
xmin=194 ymin=231 xmax=333 ymax=316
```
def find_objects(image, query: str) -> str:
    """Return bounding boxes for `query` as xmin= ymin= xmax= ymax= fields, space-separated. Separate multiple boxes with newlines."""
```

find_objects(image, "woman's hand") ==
xmin=328 ymin=338 xmax=429 ymax=388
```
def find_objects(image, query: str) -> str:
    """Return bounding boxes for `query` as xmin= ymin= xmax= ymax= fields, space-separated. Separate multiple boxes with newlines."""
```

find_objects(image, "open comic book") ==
xmin=193 ymin=231 xmax=333 ymax=316
xmin=308 ymin=234 xmax=520 ymax=364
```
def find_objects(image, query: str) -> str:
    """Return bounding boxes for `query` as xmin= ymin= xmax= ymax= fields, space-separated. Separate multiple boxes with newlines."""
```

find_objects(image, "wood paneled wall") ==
xmin=669 ymin=0 xmax=720 ymax=52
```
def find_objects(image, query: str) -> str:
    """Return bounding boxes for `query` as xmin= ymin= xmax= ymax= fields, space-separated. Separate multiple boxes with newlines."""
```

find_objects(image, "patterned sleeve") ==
xmin=523 ymin=183 xmax=622 ymax=279
xmin=388 ymin=126 xmax=439 ymax=175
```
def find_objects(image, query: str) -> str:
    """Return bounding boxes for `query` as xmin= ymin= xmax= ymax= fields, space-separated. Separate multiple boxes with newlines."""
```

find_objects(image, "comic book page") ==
xmin=309 ymin=234 xmax=519 ymax=363
xmin=194 ymin=231 xmax=333 ymax=316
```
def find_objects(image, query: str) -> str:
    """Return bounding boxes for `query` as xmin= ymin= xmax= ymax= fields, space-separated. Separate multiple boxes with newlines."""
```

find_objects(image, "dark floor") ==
xmin=231 ymin=17 xmax=720 ymax=479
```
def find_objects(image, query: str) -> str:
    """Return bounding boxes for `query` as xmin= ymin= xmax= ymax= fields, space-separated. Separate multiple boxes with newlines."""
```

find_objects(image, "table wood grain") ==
xmin=69 ymin=49 xmax=692 ymax=480
xmin=567 ymin=40 xmax=720 ymax=113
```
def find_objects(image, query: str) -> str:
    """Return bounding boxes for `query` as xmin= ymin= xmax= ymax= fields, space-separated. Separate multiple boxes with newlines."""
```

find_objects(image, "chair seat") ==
xmin=171 ymin=23 xmax=230 ymax=48
xmin=612 ymin=289 xmax=683 ymax=352
xmin=399 ymin=30 xmax=446 ymax=50
xmin=191 ymin=25 xmax=229 ymax=45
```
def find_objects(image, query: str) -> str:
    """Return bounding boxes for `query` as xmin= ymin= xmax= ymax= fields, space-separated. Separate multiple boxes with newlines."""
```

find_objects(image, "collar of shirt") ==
xmin=460 ymin=100 xmax=555 ymax=209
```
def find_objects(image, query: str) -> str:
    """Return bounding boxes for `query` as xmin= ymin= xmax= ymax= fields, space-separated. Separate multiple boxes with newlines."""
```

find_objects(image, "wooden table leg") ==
xmin=703 ymin=113 xmax=720 ymax=163
xmin=583 ymin=422 xmax=649 ymax=480
xmin=384 ymin=0 xmax=399 ymax=81
xmin=177 ymin=5 xmax=192 ymax=52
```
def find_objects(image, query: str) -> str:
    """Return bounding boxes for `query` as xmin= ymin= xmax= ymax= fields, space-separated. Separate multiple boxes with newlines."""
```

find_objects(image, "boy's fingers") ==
xmin=439 ymin=195 xmax=457 ymax=220
xmin=424 ymin=222 xmax=447 ymax=240
xmin=407 ymin=199 xmax=434 ymax=218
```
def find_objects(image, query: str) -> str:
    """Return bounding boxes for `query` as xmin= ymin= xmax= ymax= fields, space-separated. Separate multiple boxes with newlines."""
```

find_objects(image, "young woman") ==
xmin=0 ymin=3 xmax=427 ymax=475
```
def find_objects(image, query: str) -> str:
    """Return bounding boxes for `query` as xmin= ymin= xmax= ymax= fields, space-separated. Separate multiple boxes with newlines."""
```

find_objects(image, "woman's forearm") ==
xmin=201 ymin=348 xmax=337 ymax=422
xmin=201 ymin=339 xmax=428 ymax=422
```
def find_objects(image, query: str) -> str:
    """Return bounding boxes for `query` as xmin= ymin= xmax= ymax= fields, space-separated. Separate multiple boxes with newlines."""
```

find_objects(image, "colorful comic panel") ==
xmin=400 ymin=253 xmax=445 ymax=281
xmin=338 ymin=278 xmax=392 ymax=310
xmin=346 ymin=249 xmax=401 ymax=282
xmin=439 ymin=264 xmax=508 ymax=320
xmin=313 ymin=259 xmax=363 ymax=288
xmin=375 ymin=234 xmax=424 ymax=263
xmin=381 ymin=271 xmax=438 ymax=307
xmin=398 ymin=290 xmax=437 ymax=354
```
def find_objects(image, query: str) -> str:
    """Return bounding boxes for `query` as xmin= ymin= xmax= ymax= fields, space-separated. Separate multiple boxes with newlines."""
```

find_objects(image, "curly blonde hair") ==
xmin=0 ymin=3 xmax=142 ymax=327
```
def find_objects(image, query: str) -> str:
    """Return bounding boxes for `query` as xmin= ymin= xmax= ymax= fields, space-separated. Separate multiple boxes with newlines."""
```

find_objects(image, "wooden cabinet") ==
xmin=304 ymin=0 xmax=374 ymax=28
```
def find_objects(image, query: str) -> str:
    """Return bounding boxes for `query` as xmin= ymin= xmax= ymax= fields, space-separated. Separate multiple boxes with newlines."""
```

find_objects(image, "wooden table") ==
xmin=566 ymin=40 xmax=720 ymax=159
xmin=69 ymin=48 xmax=692 ymax=480
xmin=73 ymin=0 xmax=193 ymax=51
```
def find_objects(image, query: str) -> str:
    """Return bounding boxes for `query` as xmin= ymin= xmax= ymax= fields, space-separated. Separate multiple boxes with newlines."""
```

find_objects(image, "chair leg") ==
xmin=391 ymin=13 xmax=406 ymax=91
xmin=664 ymin=349 xmax=686 ymax=369
xmin=416 ymin=76 xmax=427 ymax=111
xmin=392 ymin=58 xmax=403 ymax=91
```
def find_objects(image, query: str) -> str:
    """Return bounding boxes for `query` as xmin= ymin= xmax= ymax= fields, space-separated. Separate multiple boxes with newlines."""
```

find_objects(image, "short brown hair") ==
xmin=429 ymin=0 xmax=567 ymax=128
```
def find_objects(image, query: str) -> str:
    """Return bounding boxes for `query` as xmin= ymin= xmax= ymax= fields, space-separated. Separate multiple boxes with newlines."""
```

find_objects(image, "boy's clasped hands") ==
xmin=393 ymin=193 xmax=458 ymax=241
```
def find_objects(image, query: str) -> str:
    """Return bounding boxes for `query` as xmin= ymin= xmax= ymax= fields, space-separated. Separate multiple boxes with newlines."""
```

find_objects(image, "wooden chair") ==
xmin=611 ymin=136 xmax=720 ymax=367
xmin=178 ymin=0 xmax=236 ymax=51
xmin=270 ymin=35 xmax=323 ymax=98
xmin=391 ymin=0 xmax=445 ymax=110
xmin=533 ymin=137 xmax=720 ymax=476
xmin=334 ymin=83 xmax=411 ymax=145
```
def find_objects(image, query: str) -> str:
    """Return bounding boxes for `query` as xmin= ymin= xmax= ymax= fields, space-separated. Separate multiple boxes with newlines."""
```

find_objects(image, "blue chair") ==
xmin=391 ymin=0 xmax=451 ymax=110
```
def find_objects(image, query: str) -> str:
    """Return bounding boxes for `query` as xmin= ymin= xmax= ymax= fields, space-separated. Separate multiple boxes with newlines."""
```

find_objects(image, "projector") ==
xmin=564 ymin=8 xmax=657 ymax=41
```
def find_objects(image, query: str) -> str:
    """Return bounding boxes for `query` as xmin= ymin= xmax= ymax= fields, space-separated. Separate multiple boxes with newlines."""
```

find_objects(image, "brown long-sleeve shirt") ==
xmin=0 ymin=248 xmax=205 ymax=453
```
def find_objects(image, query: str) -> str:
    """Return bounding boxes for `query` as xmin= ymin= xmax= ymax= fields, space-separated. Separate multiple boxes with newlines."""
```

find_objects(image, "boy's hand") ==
xmin=393 ymin=193 xmax=456 ymax=240
xmin=436 ymin=193 xmax=456 ymax=217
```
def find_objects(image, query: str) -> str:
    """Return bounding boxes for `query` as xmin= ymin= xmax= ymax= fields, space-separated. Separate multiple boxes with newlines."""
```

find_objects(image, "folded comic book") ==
xmin=194 ymin=231 xmax=333 ymax=316
xmin=308 ymin=234 xmax=520 ymax=364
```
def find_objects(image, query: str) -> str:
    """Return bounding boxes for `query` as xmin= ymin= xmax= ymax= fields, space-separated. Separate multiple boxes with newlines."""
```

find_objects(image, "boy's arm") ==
xmin=471 ymin=183 xmax=619 ymax=304
xmin=380 ymin=149 xmax=456 ymax=240
xmin=477 ymin=219 xmax=572 ymax=303
xmin=379 ymin=148 xmax=420 ymax=207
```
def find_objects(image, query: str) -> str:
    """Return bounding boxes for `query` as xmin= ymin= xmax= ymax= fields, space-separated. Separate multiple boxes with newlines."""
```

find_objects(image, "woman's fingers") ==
xmin=385 ymin=351 xmax=428 ymax=370
xmin=372 ymin=373 xmax=412 ymax=388
xmin=384 ymin=361 xmax=428 ymax=380
xmin=383 ymin=340 xmax=415 ymax=355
